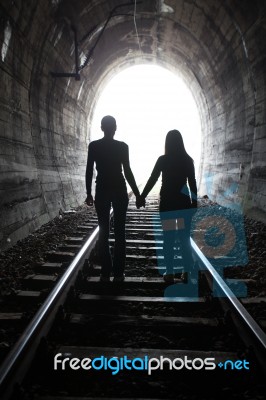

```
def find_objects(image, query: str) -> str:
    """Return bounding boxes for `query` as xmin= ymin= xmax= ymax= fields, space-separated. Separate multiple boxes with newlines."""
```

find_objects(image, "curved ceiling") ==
xmin=46 ymin=0 xmax=265 ymax=213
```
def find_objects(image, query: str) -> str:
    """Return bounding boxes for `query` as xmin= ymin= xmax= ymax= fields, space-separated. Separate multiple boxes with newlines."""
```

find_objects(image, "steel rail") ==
xmin=1 ymin=201 xmax=265 ymax=398
xmin=0 ymin=188 xmax=135 ymax=398
xmin=191 ymin=238 xmax=266 ymax=373
xmin=0 ymin=224 xmax=99 ymax=399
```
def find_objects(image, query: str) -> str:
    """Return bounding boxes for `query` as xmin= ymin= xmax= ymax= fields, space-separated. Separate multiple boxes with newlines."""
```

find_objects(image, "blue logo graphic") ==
xmin=153 ymin=176 xmax=248 ymax=299
xmin=217 ymin=360 xmax=250 ymax=370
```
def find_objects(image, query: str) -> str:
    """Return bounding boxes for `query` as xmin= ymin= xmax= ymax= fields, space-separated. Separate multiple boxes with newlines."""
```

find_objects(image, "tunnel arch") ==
xmin=88 ymin=61 xmax=203 ymax=188
xmin=0 ymin=0 xmax=265 ymax=249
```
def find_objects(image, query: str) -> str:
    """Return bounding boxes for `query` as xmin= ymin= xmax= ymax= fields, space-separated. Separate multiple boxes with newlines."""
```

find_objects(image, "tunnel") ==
xmin=0 ymin=0 xmax=265 ymax=250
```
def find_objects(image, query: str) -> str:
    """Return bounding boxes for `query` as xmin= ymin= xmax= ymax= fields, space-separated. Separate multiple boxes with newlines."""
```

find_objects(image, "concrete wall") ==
xmin=197 ymin=1 xmax=266 ymax=221
xmin=0 ymin=1 xmax=88 ymax=249
xmin=0 ymin=0 xmax=265 ymax=250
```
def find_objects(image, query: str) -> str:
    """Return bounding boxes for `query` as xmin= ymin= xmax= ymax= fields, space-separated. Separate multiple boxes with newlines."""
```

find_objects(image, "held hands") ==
xmin=136 ymin=194 xmax=146 ymax=209
xmin=86 ymin=193 xmax=145 ymax=208
xmin=85 ymin=194 xmax=94 ymax=206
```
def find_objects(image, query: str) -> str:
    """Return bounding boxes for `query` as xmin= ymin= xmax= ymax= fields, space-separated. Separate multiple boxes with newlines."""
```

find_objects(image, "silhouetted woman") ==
xmin=140 ymin=130 xmax=197 ymax=283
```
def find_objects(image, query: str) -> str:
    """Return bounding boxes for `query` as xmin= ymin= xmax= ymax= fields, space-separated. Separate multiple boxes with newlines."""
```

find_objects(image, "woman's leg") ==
xmin=160 ymin=215 xmax=176 ymax=276
xmin=177 ymin=214 xmax=194 ymax=274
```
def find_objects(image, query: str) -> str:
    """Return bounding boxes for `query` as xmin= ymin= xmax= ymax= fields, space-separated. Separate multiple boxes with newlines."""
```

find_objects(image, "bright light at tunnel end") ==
xmin=90 ymin=64 xmax=201 ymax=184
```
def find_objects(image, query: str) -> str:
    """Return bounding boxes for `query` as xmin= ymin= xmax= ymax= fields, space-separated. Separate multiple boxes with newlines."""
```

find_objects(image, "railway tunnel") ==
xmin=0 ymin=0 xmax=266 ymax=251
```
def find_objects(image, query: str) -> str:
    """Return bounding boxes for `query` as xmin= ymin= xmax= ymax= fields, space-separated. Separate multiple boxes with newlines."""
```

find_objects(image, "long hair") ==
xmin=164 ymin=130 xmax=192 ymax=161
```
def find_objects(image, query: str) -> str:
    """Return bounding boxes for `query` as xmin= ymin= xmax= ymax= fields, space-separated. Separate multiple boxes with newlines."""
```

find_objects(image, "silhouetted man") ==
xmin=85 ymin=115 xmax=140 ymax=282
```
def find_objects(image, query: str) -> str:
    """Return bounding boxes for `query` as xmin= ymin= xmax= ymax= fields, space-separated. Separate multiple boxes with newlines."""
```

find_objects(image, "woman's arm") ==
xmin=141 ymin=158 xmax=162 ymax=198
xmin=187 ymin=159 xmax=197 ymax=207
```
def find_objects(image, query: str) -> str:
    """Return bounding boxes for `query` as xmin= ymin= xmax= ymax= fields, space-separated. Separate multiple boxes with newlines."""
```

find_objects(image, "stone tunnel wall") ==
xmin=0 ymin=0 xmax=266 ymax=251
xmin=196 ymin=1 xmax=266 ymax=221
xmin=0 ymin=1 xmax=89 ymax=250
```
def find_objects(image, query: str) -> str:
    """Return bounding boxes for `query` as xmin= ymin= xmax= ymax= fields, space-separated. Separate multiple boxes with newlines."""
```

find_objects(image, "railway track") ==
xmin=0 ymin=193 xmax=266 ymax=400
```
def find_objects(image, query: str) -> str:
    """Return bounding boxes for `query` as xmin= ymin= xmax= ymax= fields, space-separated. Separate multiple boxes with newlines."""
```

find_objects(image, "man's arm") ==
xmin=122 ymin=144 xmax=140 ymax=197
xmin=85 ymin=143 xmax=95 ymax=205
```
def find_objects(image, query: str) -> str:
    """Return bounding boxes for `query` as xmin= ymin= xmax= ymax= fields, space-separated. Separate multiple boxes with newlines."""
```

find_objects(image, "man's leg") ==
xmin=95 ymin=192 xmax=112 ymax=277
xmin=112 ymin=192 xmax=129 ymax=277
